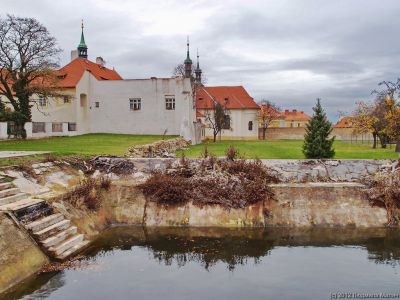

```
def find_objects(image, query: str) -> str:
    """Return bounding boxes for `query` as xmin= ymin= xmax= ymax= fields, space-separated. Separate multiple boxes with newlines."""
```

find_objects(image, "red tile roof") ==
xmin=57 ymin=57 xmax=122 ymax=88
xmin=196 ymin=86 xmax=259 ymax=109
xmin=196 ymin=110 xmax=205 ymax=118
xmin=334 ymin=116 xmax=354 ymax=128
xmin=281 ymin=109 xmax=311 ymax=122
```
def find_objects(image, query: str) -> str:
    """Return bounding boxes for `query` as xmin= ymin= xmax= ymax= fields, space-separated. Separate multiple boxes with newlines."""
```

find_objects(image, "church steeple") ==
xmin=77 ymin=20 xmax=88 ymax=59
xmin=184 ymin=36 xmax=192 ymax=78
xmin=194 ymin=49 xmax=203 ymax=86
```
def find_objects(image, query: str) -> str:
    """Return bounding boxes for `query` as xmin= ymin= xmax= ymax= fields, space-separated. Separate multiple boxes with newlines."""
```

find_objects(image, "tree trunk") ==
xmin=379 ymin=134 xmax=387 ymax=148
xmin=213 ymin=132 xmax=217 ymax=142
xmin=372 ymin=132 xmax=377 ymax=149
xmin=262 ymin=128 xmax=266 ymax=140
xmin=396 ymin=141 xmax=400 ymax=153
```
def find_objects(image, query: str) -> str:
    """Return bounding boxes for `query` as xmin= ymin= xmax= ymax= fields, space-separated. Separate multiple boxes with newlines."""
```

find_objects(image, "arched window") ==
xmin=248 ymin=121 xmax=253 ymax=131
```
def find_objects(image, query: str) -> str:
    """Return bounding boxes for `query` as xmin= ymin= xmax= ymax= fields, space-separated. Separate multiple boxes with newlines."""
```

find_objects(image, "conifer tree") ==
xmin=303 ymin=98 xmax=335 ymax=159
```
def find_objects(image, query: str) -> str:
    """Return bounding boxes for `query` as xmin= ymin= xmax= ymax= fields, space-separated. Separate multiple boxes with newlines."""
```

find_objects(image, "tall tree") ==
xmin=303 ymin=98 xmax=335 ymax=159
xmin=258 ymin=100 xmax=281 ymax=140
xmin=0 ymin=15 xmax=61 ymax=138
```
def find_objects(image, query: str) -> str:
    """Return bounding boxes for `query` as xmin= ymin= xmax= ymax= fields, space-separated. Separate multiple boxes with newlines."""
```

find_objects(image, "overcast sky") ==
xmin=2 ymin=0 xmax=400 ymax=120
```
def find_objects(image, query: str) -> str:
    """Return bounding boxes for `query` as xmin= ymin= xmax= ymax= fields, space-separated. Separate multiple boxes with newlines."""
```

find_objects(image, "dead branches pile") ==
xmin=366 ymin=160 xmax=400 ymax=226
xmin=139 ymin=150 xmax=279 ymax=209
xmin=126 ymin=138 xmax=191 ymax=158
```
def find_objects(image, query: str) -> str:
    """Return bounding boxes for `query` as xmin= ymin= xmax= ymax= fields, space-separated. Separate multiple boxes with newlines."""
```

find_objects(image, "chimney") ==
xmin=71 ymin=50 xmax=78 ymax=61
xmin=96 ymin=57 xmax=106 ymax=67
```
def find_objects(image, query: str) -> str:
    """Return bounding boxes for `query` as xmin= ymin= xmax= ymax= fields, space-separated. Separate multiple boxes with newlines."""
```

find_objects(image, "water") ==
xmin=3 ymin=227 xmax=400 ymax=300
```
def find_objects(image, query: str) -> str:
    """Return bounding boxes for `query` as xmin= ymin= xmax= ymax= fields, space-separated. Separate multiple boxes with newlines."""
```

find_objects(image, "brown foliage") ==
xmin=139 ymin=157 xmax=279 ymax=209
xmin=225 ymin=145 xmax=239 ymax=161
xmin=366 ymin=166 xmax=400 ymax=226
xmin=62 ymin=177 xmax=112 ymax=211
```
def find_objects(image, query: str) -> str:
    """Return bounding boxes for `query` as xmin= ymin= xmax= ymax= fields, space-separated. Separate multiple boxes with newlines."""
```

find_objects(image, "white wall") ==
xmin=200 ymin=108 xmax=259 ymax=140
xmin=89 ymin=77 xmax=196 ymax=138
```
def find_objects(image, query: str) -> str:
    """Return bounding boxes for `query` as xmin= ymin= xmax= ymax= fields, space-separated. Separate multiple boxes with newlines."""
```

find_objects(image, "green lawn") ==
xmin=0 ymin=135 xmax=397 ymax=168
xmin=0 ymin=133 xmax=176 ymax=166
xmin=179 ymin=140 xmax=399 ymax=159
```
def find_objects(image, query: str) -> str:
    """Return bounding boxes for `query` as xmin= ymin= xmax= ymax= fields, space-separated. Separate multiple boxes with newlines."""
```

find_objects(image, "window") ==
xmin=63 ymin=96 xmax=71 ymax=104
xmin=165 ymin=96 xmax=175 ymax=110
xmin=222 ymin=115 xmax=230 ymax=129
xmin=32 ymin=122 xmax=45 ymax=133
xmin=95 ymin=102 xmax=100 ymax=108
xmin=52 ymin=123 xmax=63 ymax=132
xmin=248 ymin=121 xmax=253 ymax=131
xmin=129 ymin=98 xmax=141 ymax=111
xmin=68 ymin=122 xmax=77 ymax=131
xmin=38 ymin=97 xmax=47 ymax=107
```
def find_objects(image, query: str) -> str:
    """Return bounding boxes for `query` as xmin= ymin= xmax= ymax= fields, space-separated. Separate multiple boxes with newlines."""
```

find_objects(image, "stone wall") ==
xmin=0 ymin=213 xmax=49 ymax=294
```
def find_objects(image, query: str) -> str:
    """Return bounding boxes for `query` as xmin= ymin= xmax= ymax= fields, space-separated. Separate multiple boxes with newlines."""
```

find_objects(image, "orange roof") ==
xmin=196 ymin=86 xmax=259 ymax=109
xmin=334 ymin=116 xmax=354 ymax=128
xmin=57 ymin=57 xmax=122 ymax=88
xmin=280 ymin=109 xmax=311 ymax=122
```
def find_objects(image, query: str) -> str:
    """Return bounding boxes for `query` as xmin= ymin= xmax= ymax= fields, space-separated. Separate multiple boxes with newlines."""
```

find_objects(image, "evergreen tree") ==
xmin=303 ymin=98 xmax=335 ymax=159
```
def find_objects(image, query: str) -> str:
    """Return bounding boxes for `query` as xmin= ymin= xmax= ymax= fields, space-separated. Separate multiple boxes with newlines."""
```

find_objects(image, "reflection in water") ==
xmin=3 ymin=227 xmax=400 ymax=300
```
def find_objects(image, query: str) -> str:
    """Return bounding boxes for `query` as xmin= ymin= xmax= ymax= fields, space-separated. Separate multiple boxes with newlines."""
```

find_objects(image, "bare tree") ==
xmin=0 ymin=15 xmax=62 ymax=138
xmin=258 ymin=100 xmax=281 ymax=140
xmin=204 ymin=101 xmax=229 ymax=142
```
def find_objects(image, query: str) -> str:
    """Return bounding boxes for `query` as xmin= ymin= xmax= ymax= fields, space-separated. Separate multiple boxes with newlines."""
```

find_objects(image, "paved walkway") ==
xmin=0 ymin=151 xmax=50 ymax=158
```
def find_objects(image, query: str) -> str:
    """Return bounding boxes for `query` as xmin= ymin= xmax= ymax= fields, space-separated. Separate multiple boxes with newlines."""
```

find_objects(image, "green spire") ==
xmin=184 ymin=36 xmax=192 ymax=64
xmin=77 ymin=20 xmax=88 ymax=58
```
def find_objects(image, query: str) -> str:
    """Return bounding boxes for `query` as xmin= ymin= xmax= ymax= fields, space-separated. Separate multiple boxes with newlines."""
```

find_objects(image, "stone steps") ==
xmin=0 ymin=182 xmax=13 ymax=191
xmin=0 ymin=198 xmax=44 ymax=211
xmin=2 ymin=178 xmax=91 ymax=261
xmin=26 ymin=213 xmax=64 ymax=233
xmin=33 ymin=219 xmax=71 ymax=240
xmin=56 ymin=240 xmax=90 ymax=260
xmin=40 ymin=226 xmax=78 ymax=248
xmin=0 ymin=187 xmax=20 ymax=198
xmin=49 ymin=234 xmax=84 ymax=255
xmin=0 ymin=193 xmax=27 ymax=206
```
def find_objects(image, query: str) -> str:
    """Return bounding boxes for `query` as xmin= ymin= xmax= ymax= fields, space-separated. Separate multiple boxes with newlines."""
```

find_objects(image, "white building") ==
xmin=195 ymin=85 xmax=260 ymax=140
xmin=27 ymin=25 xmax=200 ymax=143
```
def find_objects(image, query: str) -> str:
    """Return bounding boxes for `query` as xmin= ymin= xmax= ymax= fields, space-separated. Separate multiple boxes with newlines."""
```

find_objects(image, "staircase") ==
xmin=0 ymin=180 xmax=89 ymax=260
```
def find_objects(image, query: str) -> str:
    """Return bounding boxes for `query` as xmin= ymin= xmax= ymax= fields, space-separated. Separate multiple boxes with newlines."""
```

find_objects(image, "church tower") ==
xmin=194 ymin=49 xmax=203 ymax=86
xmin=77 ymin=20 xmax=88 ymax=59
xmin=184 ymin=37 xmax=192 ymax=78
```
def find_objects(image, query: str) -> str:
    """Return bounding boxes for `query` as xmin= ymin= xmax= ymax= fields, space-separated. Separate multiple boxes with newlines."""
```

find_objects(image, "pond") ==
xmin=4 ymin=227 xmax=400 ymax=300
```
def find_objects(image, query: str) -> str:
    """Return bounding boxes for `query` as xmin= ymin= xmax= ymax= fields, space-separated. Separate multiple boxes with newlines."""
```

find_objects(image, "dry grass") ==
xmin=366 ymin=165 xmax=400 ymax=226
xmin=61 ymin=176 xmax=112 ymax=210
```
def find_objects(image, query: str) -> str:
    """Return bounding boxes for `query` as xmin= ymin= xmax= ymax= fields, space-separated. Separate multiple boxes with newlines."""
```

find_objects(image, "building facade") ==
xmin=27 ymin=24 xmax=200 ymax=143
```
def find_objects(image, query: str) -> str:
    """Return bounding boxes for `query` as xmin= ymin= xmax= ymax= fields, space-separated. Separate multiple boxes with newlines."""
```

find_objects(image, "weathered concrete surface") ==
xmin=0 ymin=213 xmax=49 ymax=294
xmin=266 ymin=183 xmax=387 ymax=227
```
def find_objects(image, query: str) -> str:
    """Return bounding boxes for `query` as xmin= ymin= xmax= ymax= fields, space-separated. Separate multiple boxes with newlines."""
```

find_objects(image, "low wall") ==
xmin=51 ymin=181 xmax=388 ymax=236
xmin=261 ymin=127 xmax=373 ymax=141
xmin=0 ymin=213 xmax=49 ymax=294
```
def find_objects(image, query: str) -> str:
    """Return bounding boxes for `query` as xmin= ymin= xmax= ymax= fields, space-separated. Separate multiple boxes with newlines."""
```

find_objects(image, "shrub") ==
xmin=225 ymin=145 xmax=239 ymax=161
xmin=366 ymin=168 xmax=400 ymax=226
